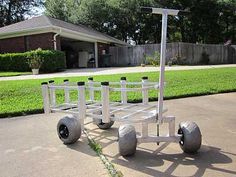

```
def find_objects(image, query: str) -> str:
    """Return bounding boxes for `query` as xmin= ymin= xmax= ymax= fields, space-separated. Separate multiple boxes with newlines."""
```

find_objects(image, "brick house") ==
xmin=0 ymin=15 xmax=128 ymax=68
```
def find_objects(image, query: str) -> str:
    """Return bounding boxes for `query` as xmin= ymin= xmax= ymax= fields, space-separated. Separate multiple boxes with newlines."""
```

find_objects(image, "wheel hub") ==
xmin=178 ymin=128 xmax=184 ymax=145
xmin=59 ymin=124 xmax=69 ymax=139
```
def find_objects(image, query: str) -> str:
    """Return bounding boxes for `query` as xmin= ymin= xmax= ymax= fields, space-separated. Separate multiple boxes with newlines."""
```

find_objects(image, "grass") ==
xmin=0 ymin=67 xmax=236 ymax=118
xmin=0 ymin=71 xmax=31 ymax=77
xmin=84 ymin=130 xmax=123 ymax=177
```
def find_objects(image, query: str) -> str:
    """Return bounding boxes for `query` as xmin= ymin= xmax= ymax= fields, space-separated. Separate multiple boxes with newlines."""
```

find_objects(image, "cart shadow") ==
xmin=109 ymin=144 xmax=235 ymax=177
xmin=65 ymin=136 xmax=98 ymax=157
xmin=86 ymin=127 xmax=119 ymax=147
xmin=66 ymin=125 xmax=236 ymax=177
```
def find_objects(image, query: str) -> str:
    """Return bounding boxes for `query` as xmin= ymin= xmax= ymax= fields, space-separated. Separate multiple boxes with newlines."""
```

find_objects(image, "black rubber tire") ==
xmin=93 ymin=111 xmax=115 ymax=130
xmin=178 ymin=121 xmax=202 ymax=153
xmin=118 ymin=124 xmax=137 ymax=156
xmin=96 ymin=120 xmax=114 ymax=130
xmin=57 ymin=115 xmax=81 ymax=144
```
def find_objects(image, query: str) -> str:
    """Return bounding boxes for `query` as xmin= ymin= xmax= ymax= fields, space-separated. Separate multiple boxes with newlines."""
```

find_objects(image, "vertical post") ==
xmin=158 ymin=11 xmax=168 ymax=123
xmin=88 ymin=77 xmax=94 ymax=101
xmin=142 ymin=76 xmax=149 ymax=105
xmin=94 ymin=42 xmax=98 ymax=68
xmin=168 ymin=116 xmax=175 ymax=136
xmin=101 ymin=82 xmax=110 ymax=123
xmin=78 ymin=82 xmax=86 ymax=131
xmin=49 ymin=80 xmax=56 ymax=107
xmin=120 ymin=77 xmax=127 ymax=104
xmin=64 ymin=79 xmax=70 ymax=104
xmin=41 ymin=82 xmax=50 ymax=114
xmin=142 ymin=122 xmax=148 ymax=138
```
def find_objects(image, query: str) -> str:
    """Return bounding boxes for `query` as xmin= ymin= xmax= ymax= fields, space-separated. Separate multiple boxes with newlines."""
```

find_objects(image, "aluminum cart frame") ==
xmin=41 ymin=7 xmax=202 ymax=156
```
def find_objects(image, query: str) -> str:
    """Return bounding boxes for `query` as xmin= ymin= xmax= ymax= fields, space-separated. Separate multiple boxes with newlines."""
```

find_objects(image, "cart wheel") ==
xmin=57 ymin=115 xmax=81 ymax=144
xmin=178 ymin=121 xmax=202 ymax=153
xmin=118 ymin=124 xmax=137 ymax=156
xmin=96 ymin=120 xmax=115 ymax=130
xmin=93 ymin=111 xmax=115 ymax=130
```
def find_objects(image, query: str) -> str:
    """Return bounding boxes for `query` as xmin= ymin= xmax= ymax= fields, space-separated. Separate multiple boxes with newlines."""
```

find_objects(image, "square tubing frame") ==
xmin=157 ymin=10 xmax=168 ymax=123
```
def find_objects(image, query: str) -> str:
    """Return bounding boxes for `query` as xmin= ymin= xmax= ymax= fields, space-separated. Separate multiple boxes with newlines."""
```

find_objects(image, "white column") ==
xmin=158 ymin=11 xmax=168 ymax=123
xmin=94 ymin=42 xmax=98 ymax=68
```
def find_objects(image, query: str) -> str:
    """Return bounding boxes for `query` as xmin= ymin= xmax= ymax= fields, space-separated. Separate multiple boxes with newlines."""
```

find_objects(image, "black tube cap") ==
xmin=49 ymin=80 xmax=54 ymax=83
xmin=88 ymin=77 xmax=93 ymax=81
xmin=101 ymin=81 xmax=109 ymax=86
xmin=142 ymin=76 xmax=148 ymax=80
xmin=64 ymin=79 xmax=69 ymax=82
xmin=41 ymin=82 xmax=48 ymax=85
xmin=77 ymin=81 xmax=85 ymax=86
xmin=120 ymin=77 xmax=126 ymax=80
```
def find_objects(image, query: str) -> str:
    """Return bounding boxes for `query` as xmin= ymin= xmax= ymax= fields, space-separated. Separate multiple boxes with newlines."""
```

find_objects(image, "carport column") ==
xmin=95 ymin=42 xmax=98 ymax=68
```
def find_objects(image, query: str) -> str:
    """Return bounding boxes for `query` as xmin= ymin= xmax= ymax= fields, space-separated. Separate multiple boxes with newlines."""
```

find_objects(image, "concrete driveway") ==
xmin=87 ymin=93 xmax=236 ymax=177
xmin=0 ymin=113 xmax=108 ymax=177
xmin=0 ymin=93 xmax=236 ymax=177
xmin=1 ymin=64 xmax=236 ymax=81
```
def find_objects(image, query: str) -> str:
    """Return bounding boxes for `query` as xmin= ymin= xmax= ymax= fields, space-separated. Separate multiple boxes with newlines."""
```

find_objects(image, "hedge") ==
xmin=0 ymin=50 xmax=66 ymax=72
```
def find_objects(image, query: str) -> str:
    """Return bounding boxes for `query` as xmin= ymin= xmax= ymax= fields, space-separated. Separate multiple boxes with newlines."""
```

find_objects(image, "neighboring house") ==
xmin=0 ymin=15 xmax=128 ymax=68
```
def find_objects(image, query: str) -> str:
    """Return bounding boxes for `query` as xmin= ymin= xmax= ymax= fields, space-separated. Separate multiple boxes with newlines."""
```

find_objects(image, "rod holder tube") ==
xmin=101 ymin=82 xmax=110 ymax=123
xmin=41 ymin=82 xmax=50 ymax=114
xmin=88 ymin=77 xmax=94 ymax=101
xmin=142 ymin=77 xmax=149 ymax=105
xmin=49 ymin=80 xmax=56 ymax=107
xmin=78 ymin=82 xmax=86 ymax=131
xmin=64 ymin=79 xmax=70 ymax=104
xmin=120 ymin=77 xmax=127 ymax=104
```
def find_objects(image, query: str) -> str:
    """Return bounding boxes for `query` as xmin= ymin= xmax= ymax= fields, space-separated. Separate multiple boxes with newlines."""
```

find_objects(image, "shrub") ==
xmin=27 ymin=48 xmax=43 ymax=69
xmin=145 ymin=51 xmax=160 ymax=66
xmin=0 ymin=49 xmax=66 ymax=72
xmin=170 ymin=54 xmax=187 ymax=65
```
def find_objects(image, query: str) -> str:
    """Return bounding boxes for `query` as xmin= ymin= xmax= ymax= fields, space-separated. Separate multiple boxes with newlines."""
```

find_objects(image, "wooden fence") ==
xmin=109 ymin=42 xmax=236 ymax=66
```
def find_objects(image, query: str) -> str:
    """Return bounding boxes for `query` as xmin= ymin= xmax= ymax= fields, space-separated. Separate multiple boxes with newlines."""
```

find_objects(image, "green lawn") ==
xmin=0 ymin=72 xmax=31 ymax=77
xmin=0 ymin=67 xmax=236 ymax=118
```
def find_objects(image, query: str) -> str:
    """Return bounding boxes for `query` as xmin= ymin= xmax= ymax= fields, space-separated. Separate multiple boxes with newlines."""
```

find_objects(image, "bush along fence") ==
xmin=109 ymin=42 xmax=236 ymax=66
xmin=0 ymin=49 xmax=66 ymax=72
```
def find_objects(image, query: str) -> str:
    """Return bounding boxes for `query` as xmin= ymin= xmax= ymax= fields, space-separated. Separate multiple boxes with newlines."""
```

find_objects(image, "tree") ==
xmin=0 ymin=0 xmax=43 ymax=27
xmin=45 ymin=0 xmax=80 ymax=22
xmin=44 ymin=0 xmax=236 ymax=44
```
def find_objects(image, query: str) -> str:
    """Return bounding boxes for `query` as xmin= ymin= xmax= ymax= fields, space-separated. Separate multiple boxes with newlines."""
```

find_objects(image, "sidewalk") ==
xmin=1 ymin=64 xmax=236 ymax=81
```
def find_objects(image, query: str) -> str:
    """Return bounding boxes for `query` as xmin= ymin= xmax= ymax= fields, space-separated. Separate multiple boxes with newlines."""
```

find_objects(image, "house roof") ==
xmin=0 ymin=15 xmax=128 ymax=46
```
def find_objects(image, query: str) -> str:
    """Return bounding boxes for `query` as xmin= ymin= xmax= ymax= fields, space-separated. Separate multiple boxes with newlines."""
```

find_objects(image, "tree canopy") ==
xmin=0 ymin=0 xmax=43 ymax=27
xmin=47 ymin=0 xmax=236 ymax=44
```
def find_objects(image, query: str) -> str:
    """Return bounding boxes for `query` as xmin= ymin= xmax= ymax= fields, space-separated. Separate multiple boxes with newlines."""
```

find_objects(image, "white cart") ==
xmin=41 ymin=7 xmax=201 ymax=156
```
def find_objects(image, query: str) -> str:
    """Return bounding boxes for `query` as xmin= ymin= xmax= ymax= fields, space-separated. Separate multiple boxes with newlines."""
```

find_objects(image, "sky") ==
xmin=25 ymin=6 xmax=45 ymax=19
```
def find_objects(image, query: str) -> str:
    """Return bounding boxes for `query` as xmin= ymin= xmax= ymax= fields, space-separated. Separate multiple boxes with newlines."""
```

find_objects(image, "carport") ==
xmin=60 ymin=38 xmax=96 ymax=69
xmin=48 ymin=16 xmax=129 ymax=69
